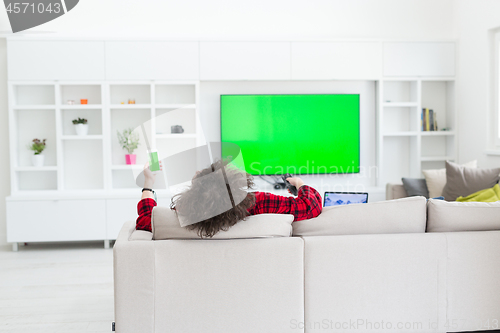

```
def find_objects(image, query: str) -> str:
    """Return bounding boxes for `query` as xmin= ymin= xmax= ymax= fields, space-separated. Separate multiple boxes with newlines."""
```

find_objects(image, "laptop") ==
xmin=323 ymin=192 xmax=369 ymax=207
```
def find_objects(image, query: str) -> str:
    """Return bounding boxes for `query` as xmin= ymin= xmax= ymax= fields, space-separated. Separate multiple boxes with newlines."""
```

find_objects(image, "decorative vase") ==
xmin=125 ymin=154 xmax=136 ymax=165
xmin=32 ymin=154 xmax=44 ymax=167
xmin=74 ymin=124 xmax=89 ymax=136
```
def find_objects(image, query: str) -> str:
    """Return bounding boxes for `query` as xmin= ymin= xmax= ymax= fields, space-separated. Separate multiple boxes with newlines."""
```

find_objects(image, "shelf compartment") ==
xmin=111 ymin=109 xmax=152 ymax=166
xmin=16 ymin=109 xmax=57 ymax=167
xmin=110 ymin=104 xmax=152 ymax=109
xmin=155 ymin=108 xmax=196 ymax=135
xmin=383 ymin=132 xmax=418 ymax=137
xmin=383 ymin=102 xmax=418 ymax=107
xmin=61 ymin=108 xmax=103 ymax=135
xmin=420 ymin=131 xmax=454 ymax=136
xmin=156 ymin=134 xmax=197 ymax=139
xmin=382 ymin=106 xmax=420 ymax=133
xmin=421 ymin=135 xmax=455 ymax=162
xmin=63 ymin=140 xmax=104 ymax=190
xmin=156 ymin=136 xmax=197 ymax=159
xmin=13 ymin=85 xmax=55 ymax=106
xmin=15 ymin=166 xmax=58 ymax=171
xmin=421 ymin=81 xmax=455 ymax=131
xmin=155 ymin=104 xmax=196 ymax=109
xmin=13 ymin=105 xmax=56 ymax=110
xmin=155 ymin=84 xmax=195 ymax=104
xmin=383 ymin=81 xmax=418 ymax=104
xmin=60 ymin=104 xmax=103 ymax=109
xmin=61 ymin=135 xmax=103 ymax=140
xmin=382 ymin=136 xmax=419 ymax=183
xmin=110 ymin=84 xmax=151 ymax=105
xmin=60 ymin=84 xmax=102 ymax=105
xmin=17 ymin=170 xmax=57 ymax=191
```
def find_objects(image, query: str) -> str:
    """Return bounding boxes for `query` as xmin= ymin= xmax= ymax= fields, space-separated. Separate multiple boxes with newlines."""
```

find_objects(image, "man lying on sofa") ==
xmin=136 ymin=159 xmax=322 ymax=237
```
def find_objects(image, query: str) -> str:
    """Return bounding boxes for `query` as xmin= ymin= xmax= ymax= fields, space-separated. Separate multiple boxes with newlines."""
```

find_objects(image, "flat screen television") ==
xmin=220 ymin=94 xmax=360 ymax=175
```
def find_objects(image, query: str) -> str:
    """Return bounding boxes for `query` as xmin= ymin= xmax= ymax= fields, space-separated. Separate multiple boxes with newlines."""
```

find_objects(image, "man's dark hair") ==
xmin=170 ymin=159 xmax=255 ymax=238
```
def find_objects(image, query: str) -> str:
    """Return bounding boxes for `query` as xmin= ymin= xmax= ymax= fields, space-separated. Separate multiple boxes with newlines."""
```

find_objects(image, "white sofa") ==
xmin=113 ymin=196 xmax=500 ymax=333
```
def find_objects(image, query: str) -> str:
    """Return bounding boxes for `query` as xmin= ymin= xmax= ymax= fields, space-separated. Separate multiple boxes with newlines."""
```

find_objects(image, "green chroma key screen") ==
xmin=220 ymin=94 xmax=360 ymax=175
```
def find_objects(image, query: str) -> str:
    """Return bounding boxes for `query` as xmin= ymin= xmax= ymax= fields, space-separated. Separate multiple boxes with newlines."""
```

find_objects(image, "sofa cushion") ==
xmin=422 ymin=160 xmax=477 ymax=198
xmin=426 ymin=199 xmax=500 ymax=232
xmin=441 ymin=161 xmax=500 ymax=201
xmin=402 ymin=177 xmax=429 ymax=198
xmin=152 ymin=206 xmax=293 ymax=239
xmin=292 ymin=196 xmax=427 ymax=236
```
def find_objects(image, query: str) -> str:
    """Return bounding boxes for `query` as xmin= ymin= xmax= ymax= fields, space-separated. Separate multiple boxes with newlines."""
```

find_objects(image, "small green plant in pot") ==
xmin=28 ymin=138 xmax=46 ymax=167
xmin=72 ymin=117 xmax=89 ymax=136
xmin=117 ymin=128 xmax=140 ymax=164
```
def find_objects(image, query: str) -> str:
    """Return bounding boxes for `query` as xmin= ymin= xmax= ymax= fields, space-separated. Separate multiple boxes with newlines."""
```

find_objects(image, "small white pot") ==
xmin=74 ymin=124 xmax=89 ymax=136
xmin=32 ymin=154 xmax=45 ymax=167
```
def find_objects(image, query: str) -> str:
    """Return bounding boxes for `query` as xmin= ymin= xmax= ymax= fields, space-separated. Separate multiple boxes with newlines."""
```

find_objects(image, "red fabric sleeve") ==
xmin=247 ymin=185 xmax=323 ymax=221
xmin=135 ymin=198 xmax=157 ymax=232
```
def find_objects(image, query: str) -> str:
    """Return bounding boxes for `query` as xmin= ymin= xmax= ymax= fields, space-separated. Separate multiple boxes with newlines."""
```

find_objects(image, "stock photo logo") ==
xmin=4 ymin=0 xmax=79 ymax=33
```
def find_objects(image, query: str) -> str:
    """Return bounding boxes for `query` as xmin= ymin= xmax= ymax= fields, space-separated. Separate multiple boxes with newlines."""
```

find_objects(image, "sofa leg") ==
xmin=12 ymin=243 xmax=18 ymax=252
xmin=104 ymin=240 xmax=110 ymax=249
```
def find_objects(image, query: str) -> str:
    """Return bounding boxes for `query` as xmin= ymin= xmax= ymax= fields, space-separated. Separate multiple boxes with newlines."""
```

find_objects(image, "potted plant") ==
xmin=117 ymin=128 xmax=140 ymax=164
xmin=28 ymin=139 xmax=46 ymax=167
xmin=72 ymin=117 xmax=89 ymax=136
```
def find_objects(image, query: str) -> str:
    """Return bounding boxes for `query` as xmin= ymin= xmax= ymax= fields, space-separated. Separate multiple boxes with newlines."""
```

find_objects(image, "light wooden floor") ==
xmin=0 ymin=242 xmax=114 ymax=333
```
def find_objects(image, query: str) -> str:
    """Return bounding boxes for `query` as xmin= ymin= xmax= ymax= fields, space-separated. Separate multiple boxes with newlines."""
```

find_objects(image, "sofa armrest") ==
xmin=386 ymin=183 xmax=408 ymax=200
xmin=115 ymin=221 xmax=136 ymax=242
xmin=115 ymin=221 xmax=153 ymax=242
xmin=113 ymin=221 xmax=155 ymax=333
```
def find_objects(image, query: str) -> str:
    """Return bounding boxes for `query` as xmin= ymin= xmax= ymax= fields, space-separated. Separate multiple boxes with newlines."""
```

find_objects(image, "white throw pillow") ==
xmin=427 ymin=199 xmax=500 ymax=232
xmin=292 ymin=196 xmax=427 ymax=236
xmin=152 ymin=206 xmax=293 ymax=239
xmin=422 ymin=160 xmax=477 ymax=198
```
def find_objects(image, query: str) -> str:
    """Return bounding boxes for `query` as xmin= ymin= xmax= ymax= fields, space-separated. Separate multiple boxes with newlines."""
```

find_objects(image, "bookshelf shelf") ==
xmin=61 ymin=135 xmax=103 ymax=140
xmin=155 ymin=104 xmax=196 ymax=109
xmin=377 ymin=79 xmax=456 ymax=185
xmin=110 ymin=104 xmax=152 ymax=109
xmin=420 ymin=131 xmax=454 ymax=136
xmin=60 ymin=104 xmax=103 ymax=109
xmin=382 ymin=102 xmax=418 ymax=107
xmin=156 ymin=134 xmax=197 ymax=139
xmin=383 ymin=132 xmax=418 ymax=137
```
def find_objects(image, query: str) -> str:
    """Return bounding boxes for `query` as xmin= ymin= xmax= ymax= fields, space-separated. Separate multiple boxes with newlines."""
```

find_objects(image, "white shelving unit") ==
xmin=8 ymin=81 xmax=202 ymax=194
xmin=377 ymin=78 xmax=456 ymax=185
xmin=7 ymin=80 xmax=202 ymax=248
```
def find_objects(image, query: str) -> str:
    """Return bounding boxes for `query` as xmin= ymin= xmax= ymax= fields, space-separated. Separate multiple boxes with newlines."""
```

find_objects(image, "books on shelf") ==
xmin=421 ymin=108 xmax=438 ymax=131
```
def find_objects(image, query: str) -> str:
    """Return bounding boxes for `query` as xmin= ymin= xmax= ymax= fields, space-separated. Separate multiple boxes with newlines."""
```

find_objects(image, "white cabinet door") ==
xmin=200 ymin=42 xmax=291 ymax=80
xmin=383 ymin=42 xmax=455 ymax=77
xmin=106 ymin=198 xmax=139 ymax=240
xmin=7 ymin=40 xmax=105 ymax=80
xmin=105 ymin=41 xmax=199 ymax=80
xmin=6 ymin=199 xmax=106 ymax=242
xmin=291 ymin=42 xmax=382 ymax=80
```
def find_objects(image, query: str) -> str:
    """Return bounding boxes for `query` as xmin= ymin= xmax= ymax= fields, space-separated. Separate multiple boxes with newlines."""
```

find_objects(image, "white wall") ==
xmin=453 ymin=0 xmax=500 ymax=167
xmin=0 ymin=0 xmax=454 ymax=40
